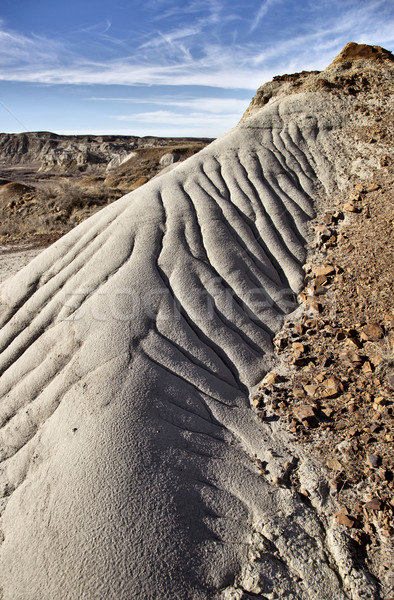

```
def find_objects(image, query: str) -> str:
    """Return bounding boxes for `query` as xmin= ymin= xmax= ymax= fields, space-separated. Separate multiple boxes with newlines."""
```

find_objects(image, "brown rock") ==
xmin=291 ymin=342 xmax=305 ymax=353
xmin=362 ymin=361 xmax=373 ymax=374
xmin=315 ymin=225 xmax=332 ymax=242
xmin=292 ymin=342 xmax=305 ymax=360
xmin=364 ymin=499 xmax=382 ymax=511
xmin=331 ymin=42 xmax=394 ymax=65
xmin=312 ymin=264 xmax=335 ymax=277
xmin=303 ymin=384 xmax=318 ymax=397
xmin=275 ymin=336 xmax=288 ymax=350
xmin=355 ymin=183 xmax=365 ymax=192
xmin=344 ymin=202 xmax=356 ymax=212
xmin=327 ymin=458 xmax=342 ymax=471
xmin=294 ymin=404 xmax=316 ymax=422
xmin=374 ymin=397 xmax=387 ymax=406
xmin=321 ymin=376 xmax=343 ymax=398
xmin=315 ymin=274 xmax=328 ymax=286
xmin=339 ymin=350 xmax=362 ymax=365
xmin=260 ymin=372 xmax=279 ymax=386
xmin=292 ymin=387 xmax=305 ymax=399
xmin=325 ymin=234 xmax=337 ymax=247
xmin=371 ymin=355 xmax=383 ymax=367
xmin=346 ymin=337 xmax=362 ymax=349
xmin=360 ymin=323 xmax=384 ymax=341
xmin=366 ymin=454 xmax=380 ymax=468
xmin=304 ymin=319 xmax=320 ymax=329
xmin=321 ymin=407 xmax=334 ymax=418
xmin=347 ymin=427 xmax=361 ymax=438
xmin=293 ymin=323 xmax=304 ymax=335
xmin=334 ymin=513 xmax=355 ymax=528
xmin=316 ymin=372 xmax=326 ymax=383
xmin=298 ymin=292 xmax=307 ymax=303
xmin=251 ymin=396 xmax=262 ymax=408
xmin=365 ymin=183 xmax=380 ymax=192
xmin=307 ymin=299 xmax=322 ymax=313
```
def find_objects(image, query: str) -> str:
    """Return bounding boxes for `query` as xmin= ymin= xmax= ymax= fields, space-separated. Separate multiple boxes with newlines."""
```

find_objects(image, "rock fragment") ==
xmin=360 ymin=323 xmax=384 ymax=341
xmin=335 ymin=512 xmax=355 ymax=527
xmin=327 ymin=458 xmax=342 ymax=471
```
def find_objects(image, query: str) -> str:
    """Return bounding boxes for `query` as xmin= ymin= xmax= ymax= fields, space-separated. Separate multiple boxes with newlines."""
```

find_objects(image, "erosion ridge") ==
xmin=0 ymin=43 xmax=392 ymax=599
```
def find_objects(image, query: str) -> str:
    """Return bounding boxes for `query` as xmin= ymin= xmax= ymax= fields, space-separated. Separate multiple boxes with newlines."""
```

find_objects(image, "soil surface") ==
xmin=0 ymin=244 xmax=44 ymax=284
xmin=252 ymin=106 xmax=394 ymax=596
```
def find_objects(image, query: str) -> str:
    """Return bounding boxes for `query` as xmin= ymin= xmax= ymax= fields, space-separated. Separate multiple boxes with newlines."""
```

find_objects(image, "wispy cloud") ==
xmin=140 ymin=25 xmax=201 ymax=50
xmin=73 ymin=20 xmax=112 ymax=35
xmin=0 ymin=26 xmax=65 ymax=67
xmin=249 ymin=0 xmax=279 ymax=33
xmin=111 ymin=109 xmax=240 ymax=125
xmin=0 ymin=61 xmax=277 ymax=89
xmin=109 ymin=109 xmax=241 ymax=136
xmin=94 ymin=96 xmax=250 ymax=112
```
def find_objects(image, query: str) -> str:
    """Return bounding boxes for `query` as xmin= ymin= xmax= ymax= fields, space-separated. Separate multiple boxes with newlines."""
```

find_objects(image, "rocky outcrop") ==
xmin=330 ymin=42 xmax=394 ymax=65
xmin=106 ymin=151 xmax=137 ymax=172
xmin=0 ymin=131 xmax=213 ymax=172
xmin=242 ymin=42 xmax=394 ymax=121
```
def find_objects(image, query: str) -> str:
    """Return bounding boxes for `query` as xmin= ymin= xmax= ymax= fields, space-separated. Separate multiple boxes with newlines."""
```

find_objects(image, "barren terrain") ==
xmin=0 ymin=43 xmax=392 ymax=600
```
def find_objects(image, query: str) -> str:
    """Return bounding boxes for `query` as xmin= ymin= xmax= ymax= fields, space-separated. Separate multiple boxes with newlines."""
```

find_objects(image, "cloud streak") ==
xmin=89 ymin=96 xmax=251 ymax=113
xmin=249 ymin=0 xmax=279 ymax=33
xmin=110 ymin=109 xmax=241 ymax=125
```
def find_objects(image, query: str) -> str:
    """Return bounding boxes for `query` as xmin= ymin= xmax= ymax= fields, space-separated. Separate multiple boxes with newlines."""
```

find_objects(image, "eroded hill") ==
xmin=0 ymin=43 xmax=393 ymax=600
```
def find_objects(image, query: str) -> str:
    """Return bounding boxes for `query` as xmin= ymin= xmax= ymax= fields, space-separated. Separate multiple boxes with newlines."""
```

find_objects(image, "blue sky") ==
xmin=0 ymin=0 xmax=393 ymax=137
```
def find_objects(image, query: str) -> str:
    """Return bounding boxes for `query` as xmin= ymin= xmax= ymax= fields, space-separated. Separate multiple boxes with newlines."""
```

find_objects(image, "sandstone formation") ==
xmin=0 ymin=44 xmax=393 ymax=599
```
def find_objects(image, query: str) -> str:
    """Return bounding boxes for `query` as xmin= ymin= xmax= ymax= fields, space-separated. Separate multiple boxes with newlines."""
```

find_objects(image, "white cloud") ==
xmin=249 ymin=0 xmax=279 ymax=33
xmin=107 ymin=108 xmax=243 ymax=136
xmin=89 ymin=96 xmax=250 ymax=113
xmin=111 ymin=109 xmax=241 ymax=125
xmin=140 ymin=25 xmax=201 ymax=50
xmin=0 ymin=28 xmax=64 ymax=66
xmin=0 ymin=59 xmax=277 ymax=89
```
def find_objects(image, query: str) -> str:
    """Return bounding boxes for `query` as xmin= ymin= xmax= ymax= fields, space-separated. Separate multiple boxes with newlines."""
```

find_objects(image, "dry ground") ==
xmin=253 ymin=145 xmax=394 ymax=598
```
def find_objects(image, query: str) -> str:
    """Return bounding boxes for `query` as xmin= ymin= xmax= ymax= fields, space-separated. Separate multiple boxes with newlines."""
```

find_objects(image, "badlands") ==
xmin=0 ymin=43 xmax=393 ymax=599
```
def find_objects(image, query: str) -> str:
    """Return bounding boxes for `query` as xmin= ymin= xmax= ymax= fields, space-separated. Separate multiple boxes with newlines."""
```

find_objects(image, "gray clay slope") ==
xmin=0 ymin=92 xmax=376 ymax=600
